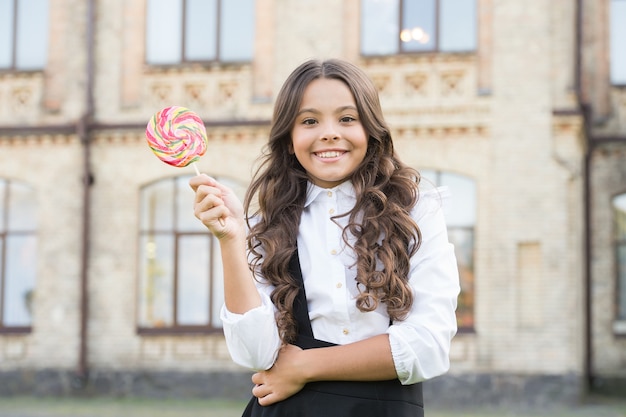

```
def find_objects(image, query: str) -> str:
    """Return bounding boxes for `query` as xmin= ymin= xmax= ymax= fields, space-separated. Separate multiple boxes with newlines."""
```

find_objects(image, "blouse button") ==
xmin=330 ymin=249 xmax=337 ymax=255
xmin=336 ymin=282 xmax=342 ymax=288
xmin=327 ymin=191 xmax=332 ymax=197
xmin=342 ymin=328 xmax=350 ymax=335
xmin=329 ymin=208 xmax=335 ymax=215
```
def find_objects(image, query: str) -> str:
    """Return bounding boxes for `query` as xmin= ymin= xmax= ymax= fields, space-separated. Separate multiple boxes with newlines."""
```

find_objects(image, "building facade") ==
xmin=0 ymin=0 xmax=624 ymax=403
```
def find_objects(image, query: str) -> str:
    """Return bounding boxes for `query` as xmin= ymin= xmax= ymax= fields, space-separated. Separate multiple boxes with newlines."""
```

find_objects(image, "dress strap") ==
xmin=287 ymin=249 xmax=336 ymax=349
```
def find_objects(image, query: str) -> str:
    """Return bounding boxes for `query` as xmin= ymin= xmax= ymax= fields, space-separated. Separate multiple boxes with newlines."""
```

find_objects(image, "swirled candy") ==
xmin=146 ymin=106 xmax=208 ymax=168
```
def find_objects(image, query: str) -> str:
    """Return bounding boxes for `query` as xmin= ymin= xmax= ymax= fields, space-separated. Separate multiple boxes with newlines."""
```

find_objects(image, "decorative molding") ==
xmin=0 ymin=134 xmax=78 ymax=146
xmin=0 ymin=73 xmax=44 ymax=123
xmin=90 ymin=125 xmax=270 ymax=145
xmin=393 ymin=125 xmax=489 ymax=138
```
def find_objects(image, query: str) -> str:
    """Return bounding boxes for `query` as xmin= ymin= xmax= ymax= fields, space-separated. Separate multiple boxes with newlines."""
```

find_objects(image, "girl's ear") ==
xmin=288 ymin=140 xmax=294 ymax=154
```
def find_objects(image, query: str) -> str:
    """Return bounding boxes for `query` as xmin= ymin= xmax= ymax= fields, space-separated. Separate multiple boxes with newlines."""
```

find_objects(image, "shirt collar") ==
xmin=304 ymin=181 xmax=357 ymax=207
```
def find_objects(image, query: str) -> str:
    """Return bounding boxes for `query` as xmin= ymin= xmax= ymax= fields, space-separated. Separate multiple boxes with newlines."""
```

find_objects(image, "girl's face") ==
xmin=290 ymin=78 xmax=368 ymax=189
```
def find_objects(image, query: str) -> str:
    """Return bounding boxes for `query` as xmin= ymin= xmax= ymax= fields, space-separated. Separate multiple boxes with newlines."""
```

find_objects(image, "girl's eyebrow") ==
xmin=296 ymin=105 xmax=358 ymax=117
xmin=296 ymin=108 xmax=319 ymax=116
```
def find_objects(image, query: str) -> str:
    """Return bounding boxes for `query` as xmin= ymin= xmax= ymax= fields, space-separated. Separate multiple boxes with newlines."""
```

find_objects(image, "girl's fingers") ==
xmin=190 ymin=174 xmax=241 ymax=231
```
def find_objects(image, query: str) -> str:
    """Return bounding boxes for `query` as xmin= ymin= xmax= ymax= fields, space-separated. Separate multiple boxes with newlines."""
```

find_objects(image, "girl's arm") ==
xmin=190 ymin=175 xmax=281 ymax=371
xmin=251 ymin=334 xmax=397 ymax=406
xmin=190 ymin=174 xmax=261 ymax=313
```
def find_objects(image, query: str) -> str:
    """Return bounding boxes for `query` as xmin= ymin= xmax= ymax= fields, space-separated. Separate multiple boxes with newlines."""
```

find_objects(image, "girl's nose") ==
xmin=320 ymin=123 xmax=339 ymax=141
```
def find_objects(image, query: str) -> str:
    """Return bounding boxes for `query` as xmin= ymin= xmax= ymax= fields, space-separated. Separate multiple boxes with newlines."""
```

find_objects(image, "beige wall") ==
xmin=3 ymin=0 xmax=624 ymax=398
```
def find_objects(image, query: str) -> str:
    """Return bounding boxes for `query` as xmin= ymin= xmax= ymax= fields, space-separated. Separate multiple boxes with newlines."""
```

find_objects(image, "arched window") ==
xmin=613 ymin=193 xmax=626 ymax=321
xmin=421 ymin=170 xmax=476 ymax=330
xmin=137 ymin=175 xmax=246 ymax=333
xmin=0 ymin=179 xmax=37 ymax=332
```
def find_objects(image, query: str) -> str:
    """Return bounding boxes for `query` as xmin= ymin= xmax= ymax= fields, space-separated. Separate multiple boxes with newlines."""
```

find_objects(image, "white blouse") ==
xmin=221 ymin=181 xmax=460 ymax=385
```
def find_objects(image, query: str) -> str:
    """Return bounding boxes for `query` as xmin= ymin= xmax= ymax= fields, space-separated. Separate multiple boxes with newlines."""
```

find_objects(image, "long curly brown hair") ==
xmin=244 ymin=59 xmax=421 ymax=343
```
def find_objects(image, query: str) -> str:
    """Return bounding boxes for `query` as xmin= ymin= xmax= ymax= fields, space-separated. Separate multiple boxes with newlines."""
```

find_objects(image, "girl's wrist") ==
xmin=298 ymin=348 xmax=321 ymax=383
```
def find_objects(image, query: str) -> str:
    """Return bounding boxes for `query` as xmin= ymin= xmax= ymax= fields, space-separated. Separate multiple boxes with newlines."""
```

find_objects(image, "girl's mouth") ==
xmin=315 ymin=150 xmax=345 ymax=158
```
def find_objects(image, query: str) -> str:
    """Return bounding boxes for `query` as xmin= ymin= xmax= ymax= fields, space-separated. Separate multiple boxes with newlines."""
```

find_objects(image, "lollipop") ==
xmin=146 ymin=106 xmax=225 ymax=226
xmin=146 ymin=106 xmax=207 ymax=175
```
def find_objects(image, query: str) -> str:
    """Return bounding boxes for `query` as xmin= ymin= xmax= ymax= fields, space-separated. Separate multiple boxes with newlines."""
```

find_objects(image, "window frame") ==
xmin=136 ymin=175 xmax=240 ymax=335
xmin=360 ymin=0 xmax=477 ymax=57
xmin=144 ymin=0 xmax=254 ymax=66
xmin=610 ymin=0 xmax=626 ymax=86
xmin=419 ymin=169 xmax=476 ymax=333
xmin=0 ymin=0 xmax=49 ymax=72
xmin=613 ymin=192 xmax=626 ymax=329
xmin=0 ymin=179 xmax=37 ymax=334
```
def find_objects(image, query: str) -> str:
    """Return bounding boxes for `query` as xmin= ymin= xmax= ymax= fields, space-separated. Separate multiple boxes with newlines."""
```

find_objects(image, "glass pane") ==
xmin=137 ymin=234 xmax=174 ymax=327
xmin=176 ymin=176 xmax=207 ymax=232
xmin=141 ymin=179 xmax=174 ymax=232
xmin=177 ymin=175 xmax=247 ymax=231
xmin=440 ymin=172 xmax=476 ymax=227
xmin=185 ymin=0 xmax=217 ymax=61
xmin=177 ymin=235 xmax=210 ymax=325
xmin=8 ymin=181 xmax=37 ymax=232
xmin=146 ymin=0 xmax=183 ymax=64
xmin=614 ymin=194 xmax=626 ymax=240
xmin=440 ymin=0 xmax=476 ymax=51
xmin=618 ymin=244 xmax=626 ymax=320
xmin=361 ymin=0 xmax=399 ymax=56
xmin=611 ymin=0 xmax=626 ymax=84
xmin=3 ymin=235 xmax=36 ymax=326
xmin=220 ymin=0 xmax=255 ymax=62
xmin=419 ymin=170 xmax=476 ymax=227
xmin=448 ymin=228 xmax=474 ymax=328
xmin=0 ymin=180 xmax=6 ymax=232
xmin=401 ymin=0 xmax=435 ymax=52
xmin=0 ymin=0 xmax=14 ymax=68
xmin=16 ymin=0 xmax=49 ymax=69
xmin=220 ymin=176 xmax=248 ymax=200
xmin=211 ymin=237 xmax=224 ymax=327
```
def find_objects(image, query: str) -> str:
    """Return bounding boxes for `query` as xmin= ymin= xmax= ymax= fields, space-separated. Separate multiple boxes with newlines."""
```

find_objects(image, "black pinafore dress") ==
xmin=242 ymin=251 xmax=424 ymax=417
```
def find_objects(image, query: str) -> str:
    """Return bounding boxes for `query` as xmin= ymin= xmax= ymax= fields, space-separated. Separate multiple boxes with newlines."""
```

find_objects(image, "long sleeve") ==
xmin=220 ymin=286 xmax=282 ymax=371
xmin=386 ymin=188 xmax=460 ymax=384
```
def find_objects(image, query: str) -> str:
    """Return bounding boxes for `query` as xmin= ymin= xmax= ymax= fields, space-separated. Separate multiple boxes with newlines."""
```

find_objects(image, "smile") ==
xmin=315 ymin=150 xmax=345 ymax=158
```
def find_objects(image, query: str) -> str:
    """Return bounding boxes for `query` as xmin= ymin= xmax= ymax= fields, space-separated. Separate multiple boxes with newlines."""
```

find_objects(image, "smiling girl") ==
xmin=190 ymin=59 xmax=460 ymax=417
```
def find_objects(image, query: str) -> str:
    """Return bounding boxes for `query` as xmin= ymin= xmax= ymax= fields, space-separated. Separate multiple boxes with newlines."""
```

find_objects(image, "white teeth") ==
xmin=317 ymin=151 xmax=342 ymax=158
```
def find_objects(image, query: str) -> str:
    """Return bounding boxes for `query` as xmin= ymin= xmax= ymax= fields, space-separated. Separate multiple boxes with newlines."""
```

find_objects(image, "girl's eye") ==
xmin=340 ymin=116 xmax=356 ymax=123
xmin=302 ymin=118 xmax=317 ymax=125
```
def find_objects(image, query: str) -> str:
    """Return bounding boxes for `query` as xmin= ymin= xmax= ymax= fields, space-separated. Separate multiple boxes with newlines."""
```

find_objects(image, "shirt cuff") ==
xmin=220 ymin=297 xmax=281 ymax=371
xmin=387 ymin=325 xmax=451 ymax=385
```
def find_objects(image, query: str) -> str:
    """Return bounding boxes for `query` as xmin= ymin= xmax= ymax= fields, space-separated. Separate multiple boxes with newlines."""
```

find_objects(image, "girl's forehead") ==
xmin=299 ymin=78 xmax=356 ymax=106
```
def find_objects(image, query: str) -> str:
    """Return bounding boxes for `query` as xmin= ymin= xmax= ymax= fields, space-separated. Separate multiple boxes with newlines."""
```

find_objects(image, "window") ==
xmin=420 ymin=170 xmax=476 ymax=330
xmin=0 ymin=179 xmax=37 ymax=332
xmin=0 ymin=0 xmax=49 ymax=70
xmin=361 ymin=0 xmax=477 ymax=56
xmin=611 ymin=0 xmax=626 ymax=85
xmin=614 ymin=193 xmax=626 ymax=321
xmin=137 ymin=175 xmax=246 ymax=333
xmin=145 ymin=0 xmax=255 ymax=65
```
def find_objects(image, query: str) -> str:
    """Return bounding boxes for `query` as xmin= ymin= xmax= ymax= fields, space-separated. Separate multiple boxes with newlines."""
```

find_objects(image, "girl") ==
xmin=190 ymin=59 xmax=460 ymax=416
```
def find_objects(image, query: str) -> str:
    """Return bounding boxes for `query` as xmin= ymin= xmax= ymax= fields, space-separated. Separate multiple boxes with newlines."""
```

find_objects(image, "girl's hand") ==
xmin=251 ymin=344 xmax=306 ymax=406
xmin=189 ymin=174 xmax=244 ymax=240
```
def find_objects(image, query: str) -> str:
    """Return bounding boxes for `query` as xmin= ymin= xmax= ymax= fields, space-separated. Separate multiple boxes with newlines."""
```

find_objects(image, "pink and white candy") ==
xmin=146 ymin=106 xmax=207 ymax=172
